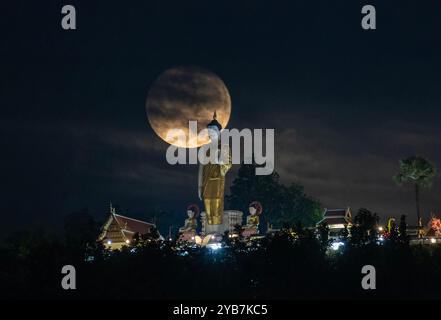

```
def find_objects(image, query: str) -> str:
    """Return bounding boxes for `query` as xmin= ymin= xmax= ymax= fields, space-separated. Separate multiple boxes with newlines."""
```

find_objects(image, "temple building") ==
xmin=98 ymin=204 xmax=161 ymax=250
xmin=317 ymin=207 xmax=352 ymax=237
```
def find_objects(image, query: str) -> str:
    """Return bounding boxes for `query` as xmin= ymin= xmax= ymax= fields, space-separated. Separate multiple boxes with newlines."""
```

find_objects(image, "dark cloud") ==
xmin=273 ymin=118 xmax=441 ymax=224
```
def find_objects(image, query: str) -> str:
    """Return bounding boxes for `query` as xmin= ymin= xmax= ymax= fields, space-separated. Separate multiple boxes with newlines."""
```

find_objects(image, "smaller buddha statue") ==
xmin=179 ymin=204 xmax=199 ymax=233
xmin=243 ymin=201 xmax=263 ymax=236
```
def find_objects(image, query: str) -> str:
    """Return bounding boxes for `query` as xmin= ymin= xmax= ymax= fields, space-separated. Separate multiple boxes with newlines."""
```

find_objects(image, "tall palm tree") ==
xmin=394 ymin=156 xmax=436 ymax=232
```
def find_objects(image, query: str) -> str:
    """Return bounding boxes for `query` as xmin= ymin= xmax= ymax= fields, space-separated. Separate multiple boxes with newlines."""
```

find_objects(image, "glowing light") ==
xmin=194 ymin=235 xmax=202 ymax=245
xmin=378 ymin=226 xmax=383 ymax=231
xmin=125 ymin=239 xmax=130 ymax=244
xmin=207 ymin=243 xmax=222 ymax=250
xmin=107 ymin=240 xmax=112 ymax=245
xmin=191 ymin=236 xmax=195 ymax=240
xmin=331 ymin=241 xmax=344 ymax=251
xmin=211 ymin=235 xmax=215 ymax=240
xmin=430 ymin=238 xmax=436 ymax=244
xmin=330 ymin=224 xmax=345 ymax=229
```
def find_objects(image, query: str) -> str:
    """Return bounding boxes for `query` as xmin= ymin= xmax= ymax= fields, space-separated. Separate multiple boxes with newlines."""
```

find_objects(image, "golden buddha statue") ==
xmin=198 ymin=112 xmax=231 ymax=225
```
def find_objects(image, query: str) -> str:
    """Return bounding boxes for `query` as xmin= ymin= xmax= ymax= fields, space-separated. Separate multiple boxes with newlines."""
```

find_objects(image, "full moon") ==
xmin=146 ymin=66 xmax=231 ymax=148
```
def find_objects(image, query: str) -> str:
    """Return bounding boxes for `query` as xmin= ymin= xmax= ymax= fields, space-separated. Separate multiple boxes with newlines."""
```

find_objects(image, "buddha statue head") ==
xmin=187 ymin=204 xmax=200 ymax=219
xmin=207 ymin=111 xmax=222 ymax=142
xmin=248 ymin=201 xmax=263 ymax=216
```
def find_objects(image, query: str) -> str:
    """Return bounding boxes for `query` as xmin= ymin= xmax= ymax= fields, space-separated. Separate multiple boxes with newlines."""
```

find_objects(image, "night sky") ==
xmin=1 ymin=0 xmax=441 ymax=233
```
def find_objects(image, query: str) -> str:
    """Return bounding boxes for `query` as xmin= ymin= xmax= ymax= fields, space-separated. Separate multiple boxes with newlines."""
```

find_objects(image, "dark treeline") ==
xmin=1 ymin=210 xmax=441 ymax=300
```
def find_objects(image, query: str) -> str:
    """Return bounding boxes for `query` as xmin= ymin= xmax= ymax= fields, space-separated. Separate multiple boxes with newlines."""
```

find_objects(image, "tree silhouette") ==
xmin=228 ymin=163 xmax=322 ymax=228
xmin=389 ymin=219 xmax=399 ymax=243
xmin=64 ymin=209 xmax=100 ymax=260
xmin=351 ymin=208 xmax=379 ymax=245
xmin=317 ymin=222 xmax=330 ymax=250
xmin=398 ymin=215 xmax=409 ymax=244
xmin=339 ymin=225 xmax=349 ymax=242
xmin=2 ymin=213 xmax=441 ymax=299
xmin=394 ymin=156 xmax=436 ymax=232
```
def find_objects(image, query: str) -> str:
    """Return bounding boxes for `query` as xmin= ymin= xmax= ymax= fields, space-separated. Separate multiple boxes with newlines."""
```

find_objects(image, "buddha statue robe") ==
xmin=201 ymin=146 xmax=231 ymax=225
xmin=246 ymin=214 xmax=259 ymax=228
xmin=180 ymin=217 xmax=197 ymax=233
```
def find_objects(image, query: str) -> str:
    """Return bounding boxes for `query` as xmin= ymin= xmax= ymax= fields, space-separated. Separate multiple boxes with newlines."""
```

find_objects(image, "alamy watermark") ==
xmin=61 ymin=265 xmax=76 ymax=290
xmin=165 ymin=121 xmax=274 ymax=176
xmin=361 ymin=265 xmax=376 ymax=290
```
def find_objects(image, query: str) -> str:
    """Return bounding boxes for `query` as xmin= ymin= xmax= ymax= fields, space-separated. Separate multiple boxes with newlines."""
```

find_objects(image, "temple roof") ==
xmin=113 ymin=213 xmax=155 ymax=235
xmin=324 ymin=209 xmax=348 ymax=218
xmin=98 ymin=211 xmax=158 ymax=242
xmin=317 ymin=207 xmax=352 ymax=226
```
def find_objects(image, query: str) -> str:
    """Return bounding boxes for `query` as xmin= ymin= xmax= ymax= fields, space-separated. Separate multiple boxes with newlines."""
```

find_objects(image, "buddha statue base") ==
xmin=242 ymin=227 xmax=259 ymax=238
xmin=179 ymin=230 xmax=196 ymax=242
xmin=200 ymin=210 xmax=243 ymax=236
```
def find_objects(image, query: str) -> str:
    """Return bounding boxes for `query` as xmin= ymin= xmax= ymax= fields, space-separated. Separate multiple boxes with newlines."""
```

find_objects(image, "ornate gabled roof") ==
xmin=324 ymin=209 xmax=348 ymax=218
xmin=113 ymin=213 xmax=155 ymax=235
xmin=317 ymin=207 xmax=352 ymax=226
xmin=98 ymin=212 xmax=157 ymax=242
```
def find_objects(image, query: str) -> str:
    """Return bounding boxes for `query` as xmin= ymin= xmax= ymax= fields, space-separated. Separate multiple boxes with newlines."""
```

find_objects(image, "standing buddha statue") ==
xmin=198 ymin=111 xmax=231 ymax=226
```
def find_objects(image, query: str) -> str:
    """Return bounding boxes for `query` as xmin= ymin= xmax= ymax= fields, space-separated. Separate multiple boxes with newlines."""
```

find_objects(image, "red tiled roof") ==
xmin=113 ymin=214 xmax=155 ymax=235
